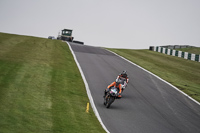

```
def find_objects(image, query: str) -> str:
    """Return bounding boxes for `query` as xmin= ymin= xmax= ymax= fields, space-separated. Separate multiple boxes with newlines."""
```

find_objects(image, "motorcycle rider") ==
xmin=104 ymin=79 xmax=123 ymax=98
xmin=116 ymin=70 xmax=129 ymax=88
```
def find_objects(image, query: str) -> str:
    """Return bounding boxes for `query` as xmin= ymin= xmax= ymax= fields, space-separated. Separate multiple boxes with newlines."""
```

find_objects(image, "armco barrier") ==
xmin=151 ymin=46 xmax=200 ymax=62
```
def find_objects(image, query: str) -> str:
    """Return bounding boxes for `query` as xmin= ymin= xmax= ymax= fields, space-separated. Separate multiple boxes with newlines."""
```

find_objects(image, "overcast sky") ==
xmin=0 ymin=0 xmax=200 ymax=49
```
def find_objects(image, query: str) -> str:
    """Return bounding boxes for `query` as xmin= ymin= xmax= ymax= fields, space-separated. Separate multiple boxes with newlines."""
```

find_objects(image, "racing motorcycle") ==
xmin=104 ymin=86 xmax=119 ymax=108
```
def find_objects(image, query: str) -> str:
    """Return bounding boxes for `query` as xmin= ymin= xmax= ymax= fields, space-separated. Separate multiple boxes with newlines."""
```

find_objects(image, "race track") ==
xmin=69 ymin=42 xmax=200 ymax=133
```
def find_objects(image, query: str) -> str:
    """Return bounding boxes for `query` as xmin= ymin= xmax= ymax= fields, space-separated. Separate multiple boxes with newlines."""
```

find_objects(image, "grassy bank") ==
xmin=107 ymin=48 xmax=200 ymax=102
xmin=0 ymin=33 xmax=105 ymax=133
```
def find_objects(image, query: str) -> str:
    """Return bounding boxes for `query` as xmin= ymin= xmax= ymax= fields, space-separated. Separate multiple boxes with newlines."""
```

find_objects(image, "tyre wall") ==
xmin=150 ymin=46 xmax=200 ymax=62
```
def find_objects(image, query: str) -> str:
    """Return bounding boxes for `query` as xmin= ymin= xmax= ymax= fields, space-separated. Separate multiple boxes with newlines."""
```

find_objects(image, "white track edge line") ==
xmin=67 ymin=42 xmax=110 ymax=133
xmin=106 ymin=49 xmax=200 ymax=106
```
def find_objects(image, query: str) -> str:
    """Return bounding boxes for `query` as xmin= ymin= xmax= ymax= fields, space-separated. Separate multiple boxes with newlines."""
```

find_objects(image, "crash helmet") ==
xmin=121 ymin=70 xmax=127 ymax=78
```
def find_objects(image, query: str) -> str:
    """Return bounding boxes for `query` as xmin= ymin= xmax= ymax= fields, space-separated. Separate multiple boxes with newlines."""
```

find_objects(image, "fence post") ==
xmin=154 ymin=47 xmax=156 ymax=51
xmin=170 ymin=49 xmax=173 ymax=55
xmin=188 ymin=53 xmax=191 ymax=60
xmin=172 ymin=50 xmax=176 ymax=56
xmin=191 ymin=54 xmax=195 ymax=61
xmin=161 ymin=47 xmax=163 ymax=53
xmin=156 ymin=47 xmax=159 ymax=52
xmin=195 ymin=54 xmax=199 ymax=62
xmin=158 ymin=47 xmax=161 ymax=52
xmin=167 ymin=49 xmax=170 ymax=55
xmin=178 ymin=51 xmax=182 ymax=57
xmin=165 ymin=48 xmax=168 ymax=54
xmin=184 ymin=52 xmax=188 ymax=59
xmin=175 ymin=50 xmax=178 ymax=56
xmin=199 ymin=55 xmax=200 ymax=62
xmin=181 ymin=52 xmax=185 ymax=58
xmin=162 ymin=48 xmax=166 ymax=54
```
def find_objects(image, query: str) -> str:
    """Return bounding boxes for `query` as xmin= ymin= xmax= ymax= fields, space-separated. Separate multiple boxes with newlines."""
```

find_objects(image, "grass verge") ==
xmin=0 ymin=33 xmax=105 ymax=133
xmin=107 ymin=48 xmax=200 ymax=102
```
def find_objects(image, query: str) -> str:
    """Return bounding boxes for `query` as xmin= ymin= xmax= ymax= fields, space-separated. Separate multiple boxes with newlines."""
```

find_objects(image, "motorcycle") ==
xmin=104 ymin=86 xmax=119 ymax=108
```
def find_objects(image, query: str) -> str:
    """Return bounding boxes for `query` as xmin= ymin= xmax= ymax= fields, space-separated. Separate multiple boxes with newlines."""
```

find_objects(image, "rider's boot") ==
xmin=117 ymin=93 xmax=122 ymax=98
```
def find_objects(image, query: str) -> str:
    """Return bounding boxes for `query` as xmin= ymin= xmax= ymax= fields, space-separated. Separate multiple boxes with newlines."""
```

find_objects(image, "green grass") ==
xmin=175 ymin=47 xmax=200 ymax=54
xmin=0 ymin=32 xmax=105 ymax=133
xmin=107 ymin=48 xmax=200 ymax=102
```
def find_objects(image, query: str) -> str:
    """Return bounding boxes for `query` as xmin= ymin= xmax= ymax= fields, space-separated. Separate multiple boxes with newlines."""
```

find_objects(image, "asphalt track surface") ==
xmin=69 ymin=42 xmax=200 ymax=133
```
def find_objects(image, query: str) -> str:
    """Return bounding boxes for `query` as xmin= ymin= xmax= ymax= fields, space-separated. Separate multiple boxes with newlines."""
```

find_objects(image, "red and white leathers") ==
xmin=117 ymin=75 xmax=129 ymax=83
xmin=116 ymin=74 xmax=129 ymax=89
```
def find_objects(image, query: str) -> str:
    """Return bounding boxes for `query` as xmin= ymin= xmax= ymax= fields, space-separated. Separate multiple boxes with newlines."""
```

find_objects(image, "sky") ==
xmin=0 ymin=0 xmax=200 ymax=49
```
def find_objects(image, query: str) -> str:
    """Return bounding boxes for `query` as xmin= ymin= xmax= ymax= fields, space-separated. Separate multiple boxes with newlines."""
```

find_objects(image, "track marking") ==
xmin=67 ymin=42 xmax=110 ymax=133
xmin=86 ymin=102 xmax=90 ymax=113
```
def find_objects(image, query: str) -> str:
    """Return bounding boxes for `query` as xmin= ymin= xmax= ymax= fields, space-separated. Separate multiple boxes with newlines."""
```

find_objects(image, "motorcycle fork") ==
xmin=105 ymin=93 xmax=110 ymax=99
xmin=105 ymin=95 xmax=110 ymax=103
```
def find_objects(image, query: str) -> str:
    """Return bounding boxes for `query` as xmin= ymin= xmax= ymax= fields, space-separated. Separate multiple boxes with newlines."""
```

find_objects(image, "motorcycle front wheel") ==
xmin=106 ymin=96 xmax=115 ymax=108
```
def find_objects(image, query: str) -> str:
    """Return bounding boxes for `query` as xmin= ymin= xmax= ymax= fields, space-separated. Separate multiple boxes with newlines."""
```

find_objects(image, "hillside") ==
xmin=1 ymin=32 xmax=199 ymax=132
xmin=0 ymin=32 xmax=105 ymax=133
